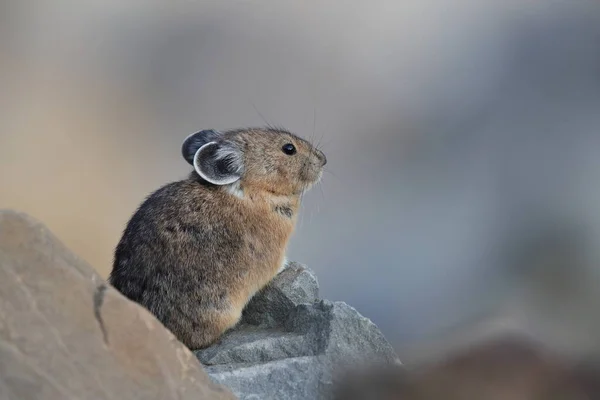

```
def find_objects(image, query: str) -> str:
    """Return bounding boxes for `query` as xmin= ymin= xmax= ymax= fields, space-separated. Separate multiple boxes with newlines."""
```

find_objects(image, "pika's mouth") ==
xmin=315 ymin=170 xmax=323 ymax=184
xmin=299 ymin=169 xmax=323 ymax=193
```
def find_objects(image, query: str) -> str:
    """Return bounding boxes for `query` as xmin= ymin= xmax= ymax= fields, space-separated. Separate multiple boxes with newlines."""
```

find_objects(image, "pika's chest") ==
xmin=241 ymin=211 xmax=293 ymax=250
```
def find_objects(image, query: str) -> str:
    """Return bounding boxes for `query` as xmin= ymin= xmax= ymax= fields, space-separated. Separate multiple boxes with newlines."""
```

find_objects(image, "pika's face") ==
xmin=182 ymin=127 xmax=326 ymax=196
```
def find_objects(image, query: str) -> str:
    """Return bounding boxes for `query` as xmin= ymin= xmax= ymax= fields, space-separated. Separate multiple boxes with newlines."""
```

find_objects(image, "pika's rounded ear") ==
xmin=181 ymin=129 xmax=222 ymax=165
xmin=193 ymin=142 xmax=243 ymax=185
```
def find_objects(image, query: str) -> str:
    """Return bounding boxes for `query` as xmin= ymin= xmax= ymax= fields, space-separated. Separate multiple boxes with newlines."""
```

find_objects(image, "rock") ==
xmin=0 ymin=210 xmax=235 ymax=400
xmin=285 ymin=301 xmax=399 ymax=366
xmin=206 ymin=357 xmax=323 ymax=400
xmin=196 ymin=262 xmax=399 ymax=400
xmin=0 ymin=209 xmax=397 ymax=400
xmin=196 ymin=326 xmax=307 ymax=365
xmin=242 ymin=262 xmax=319 ymax=328
xmin=333 ymin=335 xmax=600 ymax=400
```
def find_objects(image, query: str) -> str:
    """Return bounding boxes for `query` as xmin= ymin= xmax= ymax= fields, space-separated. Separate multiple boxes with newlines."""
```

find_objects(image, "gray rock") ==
xmin=197 ymin=325 xmax=309 ymax=365
xmin=242 ymin=262 xmax=319 ymax=328
xmin=196 ymin=263 xmax=399 ymax=400
xmin=285 ymin=300 xmax=400 ymax=366
xmin=0 ymin=210 xmax=235 ymax=400
xmin=206 ymin=357 xmax=325 ymax=400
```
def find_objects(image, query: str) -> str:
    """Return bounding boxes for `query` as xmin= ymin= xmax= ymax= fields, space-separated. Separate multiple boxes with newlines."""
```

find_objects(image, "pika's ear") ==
xmin=181 ymin=129 xmax=222 ymax=165
xmin=193 ymin=142 xmax=243 ymax=185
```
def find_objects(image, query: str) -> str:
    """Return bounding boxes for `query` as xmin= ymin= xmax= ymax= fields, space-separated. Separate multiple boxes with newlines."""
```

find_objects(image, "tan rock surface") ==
xmin=0 ymin=210 xmax=235 ymax=400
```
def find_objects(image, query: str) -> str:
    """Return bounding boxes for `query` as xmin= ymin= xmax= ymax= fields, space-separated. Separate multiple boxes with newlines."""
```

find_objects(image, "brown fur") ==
xmin=109 ymin=127 xmax=326 ymax=349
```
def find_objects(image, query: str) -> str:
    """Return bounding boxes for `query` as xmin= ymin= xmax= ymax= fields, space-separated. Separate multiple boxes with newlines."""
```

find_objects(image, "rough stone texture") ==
xmin=196 ymin=262 xmax=400 ymax=400
xmin=242 ymin=261 xmax=319 ymax=328
xmin=0 ymin=210 xmax=235 ymax=400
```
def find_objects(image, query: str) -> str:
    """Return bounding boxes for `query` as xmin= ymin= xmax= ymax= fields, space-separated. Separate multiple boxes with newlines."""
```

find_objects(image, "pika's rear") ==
xmin=109 ymin=127 xmax=326 ymax=349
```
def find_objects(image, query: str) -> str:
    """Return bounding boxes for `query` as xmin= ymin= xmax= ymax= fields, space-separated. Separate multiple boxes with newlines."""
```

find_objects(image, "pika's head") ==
xmin=182 ymin=127 xmax=326 ymax=196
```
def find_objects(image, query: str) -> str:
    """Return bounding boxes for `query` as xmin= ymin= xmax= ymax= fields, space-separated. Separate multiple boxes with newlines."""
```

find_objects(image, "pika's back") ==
xmin=120 ymin=177 xmax=228 ymax=240
xmin=109 ymin=178 xmax=241 ymax=301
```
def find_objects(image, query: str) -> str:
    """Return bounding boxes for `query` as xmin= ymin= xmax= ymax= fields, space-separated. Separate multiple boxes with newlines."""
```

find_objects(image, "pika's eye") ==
xmin=281 ymin=143 xmax=296 ymax=155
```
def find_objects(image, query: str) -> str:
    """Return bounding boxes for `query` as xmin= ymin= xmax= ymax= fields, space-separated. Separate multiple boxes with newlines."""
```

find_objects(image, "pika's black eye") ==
xmin=282 ymin=143 xmax=296 ymax=155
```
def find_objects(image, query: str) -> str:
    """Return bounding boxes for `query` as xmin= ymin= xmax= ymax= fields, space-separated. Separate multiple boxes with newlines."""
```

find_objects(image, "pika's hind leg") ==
xmin=184 ymin=309 xmax=242 ymax=350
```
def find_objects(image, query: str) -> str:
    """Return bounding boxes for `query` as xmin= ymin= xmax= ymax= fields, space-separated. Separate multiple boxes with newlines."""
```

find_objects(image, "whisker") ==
xmin=312 ymin=107 xmax=317 ymax=146
xmin=298 ymin=182 xmax=307 ymax=229
xmin=316 ymin=138 xmax=332 ymax=150
xmin=318 ymin=182 xmax=325 ymax=202
xmin=323 ymin=168 xmax=341 ymax=182
xmin=251 ymin=102 xmax=273 ymax=128
xmin=316 ymin=112 xmax=326 ymax=151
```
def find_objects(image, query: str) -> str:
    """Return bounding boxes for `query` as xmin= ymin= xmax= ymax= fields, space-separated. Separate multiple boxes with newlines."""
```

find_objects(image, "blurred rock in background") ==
xmin=334 ymin=335 xmax=600 ymax=400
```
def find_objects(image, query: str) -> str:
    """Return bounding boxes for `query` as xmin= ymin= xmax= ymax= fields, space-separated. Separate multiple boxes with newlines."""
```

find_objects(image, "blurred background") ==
xmin=2 ymin=0 xmax=600 ymax=358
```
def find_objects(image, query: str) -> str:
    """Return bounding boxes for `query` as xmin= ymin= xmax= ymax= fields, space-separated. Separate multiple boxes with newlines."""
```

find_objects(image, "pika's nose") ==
xmin=315 ymin=149 xmax=327 ymax=166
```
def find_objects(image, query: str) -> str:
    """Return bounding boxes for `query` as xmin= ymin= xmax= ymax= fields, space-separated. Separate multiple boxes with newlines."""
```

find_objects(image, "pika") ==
xmin=108 ymin=127 xmax=326 ymax=349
